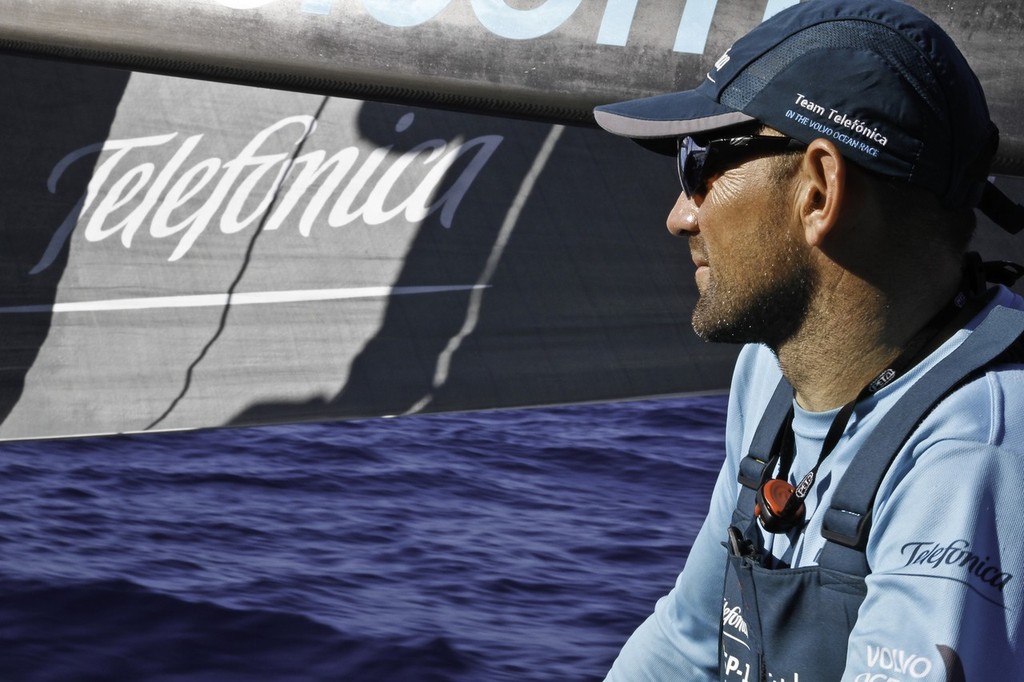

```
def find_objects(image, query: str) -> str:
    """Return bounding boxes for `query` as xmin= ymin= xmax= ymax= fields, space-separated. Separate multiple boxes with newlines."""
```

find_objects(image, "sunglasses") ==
xmin=677 ymin=135 xmax=805 ymax=198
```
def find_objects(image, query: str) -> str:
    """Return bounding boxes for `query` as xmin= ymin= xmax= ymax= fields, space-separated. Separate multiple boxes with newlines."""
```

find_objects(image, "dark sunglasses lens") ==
xmin=677 ymin=137 xmax=708 ymax=198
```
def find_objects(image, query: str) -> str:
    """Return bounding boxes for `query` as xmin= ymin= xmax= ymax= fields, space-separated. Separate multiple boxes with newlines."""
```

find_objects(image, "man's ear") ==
xmin=798 ymin=138 xmax=845 ymax=248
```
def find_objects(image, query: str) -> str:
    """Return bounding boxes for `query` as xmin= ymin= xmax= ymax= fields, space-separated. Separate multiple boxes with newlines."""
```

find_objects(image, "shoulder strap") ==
xmin=732 ymin=376 xmax=793 ymax=531
xmin=818 ymin=305 xmax=1024 ymax=576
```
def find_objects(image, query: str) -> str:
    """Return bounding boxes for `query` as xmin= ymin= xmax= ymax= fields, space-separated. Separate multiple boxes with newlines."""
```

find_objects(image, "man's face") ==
xmin=667 ymin=152 xmax=817 ymax=350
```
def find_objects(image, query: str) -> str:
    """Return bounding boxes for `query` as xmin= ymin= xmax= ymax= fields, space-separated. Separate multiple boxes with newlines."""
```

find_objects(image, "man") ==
xmin=593 ymin=1 xmax=1024 ymax=680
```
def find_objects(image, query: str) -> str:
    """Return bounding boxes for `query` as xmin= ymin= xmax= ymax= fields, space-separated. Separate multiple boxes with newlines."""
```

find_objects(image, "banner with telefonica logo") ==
xmin=0 ymin=54 xmax=740 ymax=440
xmin=0 ymin=2 xmax=1021 ymax=440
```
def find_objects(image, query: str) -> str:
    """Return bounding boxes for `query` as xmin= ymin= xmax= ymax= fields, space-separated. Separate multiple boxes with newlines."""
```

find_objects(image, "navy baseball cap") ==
xmin=594 ymin=0 xmax=1016 ymax=223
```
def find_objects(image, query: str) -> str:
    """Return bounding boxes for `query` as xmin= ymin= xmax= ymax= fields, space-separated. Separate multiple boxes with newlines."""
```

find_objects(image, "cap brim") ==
xmin=594 ymin=89 xmax=755 ymax=155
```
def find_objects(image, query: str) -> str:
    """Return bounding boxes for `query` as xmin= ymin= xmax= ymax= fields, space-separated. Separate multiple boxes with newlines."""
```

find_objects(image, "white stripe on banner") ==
xmin=0 ymin=285 xmax=486 ymax=314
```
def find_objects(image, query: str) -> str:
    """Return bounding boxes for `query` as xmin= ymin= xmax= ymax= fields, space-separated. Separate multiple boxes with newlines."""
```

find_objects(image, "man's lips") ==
xmin=690 ymin=238 xmax=710 ymax=284
xmin=690 ymin=244 xmax=709 ymax=286
xmin=690 ymin=237 xmax=708 ymax=269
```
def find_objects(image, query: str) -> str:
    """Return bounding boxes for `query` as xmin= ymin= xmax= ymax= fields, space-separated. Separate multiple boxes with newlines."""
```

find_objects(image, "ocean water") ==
xmin=0 ymin=394 xmax=728 ymax=681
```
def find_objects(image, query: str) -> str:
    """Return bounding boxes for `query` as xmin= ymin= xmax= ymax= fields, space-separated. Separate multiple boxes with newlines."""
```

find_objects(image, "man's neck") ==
xmin=775 ymin=270 xmax=963 ymax=412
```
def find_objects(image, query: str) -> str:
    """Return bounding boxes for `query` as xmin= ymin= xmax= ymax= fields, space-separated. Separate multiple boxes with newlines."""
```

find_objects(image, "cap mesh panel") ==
xmin=720 ymin=20 xmax=946 ymax=128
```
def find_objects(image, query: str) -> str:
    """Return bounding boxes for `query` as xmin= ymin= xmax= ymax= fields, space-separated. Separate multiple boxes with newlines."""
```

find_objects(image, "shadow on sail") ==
xmin=0 ymin=56 xmax=129 ymax=431
xmin=230 ymin=100 xmax=737 ymax=427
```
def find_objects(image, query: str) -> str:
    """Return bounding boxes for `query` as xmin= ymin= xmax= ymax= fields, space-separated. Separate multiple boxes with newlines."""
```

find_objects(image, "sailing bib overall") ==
xmin=717 ymin=306 xmax=1024 ymax=682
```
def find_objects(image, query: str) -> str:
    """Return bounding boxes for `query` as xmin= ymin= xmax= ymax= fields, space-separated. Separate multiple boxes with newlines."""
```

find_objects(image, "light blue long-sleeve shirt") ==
xmin=606 ymin=286 xmax=1024 ymax=681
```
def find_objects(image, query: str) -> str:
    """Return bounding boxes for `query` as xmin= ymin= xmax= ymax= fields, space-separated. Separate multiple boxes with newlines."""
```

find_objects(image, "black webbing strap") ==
xmin=980 ymin=181 xmax=1024 ymax=235
xmin=731 ymin=377 xmax=794 ymax=530
xmin=818 ymin=305 xmax=1024 ymax=576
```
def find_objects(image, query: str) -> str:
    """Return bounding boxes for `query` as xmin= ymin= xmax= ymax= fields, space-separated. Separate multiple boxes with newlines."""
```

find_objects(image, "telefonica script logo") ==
xmin=211 ymin=0 xmax=800 ymax=53
xmin=901 ymin=539 xmax=1014 ymax=593
xmin=32 ymin=113 xmax=501 ymax=275
xmin=721 ymin=598 xmax=749 ymax=637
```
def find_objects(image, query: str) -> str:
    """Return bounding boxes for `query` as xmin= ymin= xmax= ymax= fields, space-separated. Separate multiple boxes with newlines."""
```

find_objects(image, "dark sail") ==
xmin=0 ymin=1 xmax=1021 ymax=440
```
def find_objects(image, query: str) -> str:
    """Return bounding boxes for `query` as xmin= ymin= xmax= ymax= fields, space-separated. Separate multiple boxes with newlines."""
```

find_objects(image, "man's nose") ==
xmin=666 ymin=191 xmax=699 ymax=237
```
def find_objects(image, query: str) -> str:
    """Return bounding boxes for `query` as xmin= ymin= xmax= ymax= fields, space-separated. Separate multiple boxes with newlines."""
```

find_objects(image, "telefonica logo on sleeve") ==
xmin=901 ymin=539 xmax=1013 ymax=592
xmin=212 ymin=0 xmax=800 ymax=53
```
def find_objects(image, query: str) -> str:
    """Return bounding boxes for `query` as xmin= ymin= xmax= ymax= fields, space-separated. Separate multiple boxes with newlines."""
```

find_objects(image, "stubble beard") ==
xmin=690 ymin=237 xmax=817 ymax=351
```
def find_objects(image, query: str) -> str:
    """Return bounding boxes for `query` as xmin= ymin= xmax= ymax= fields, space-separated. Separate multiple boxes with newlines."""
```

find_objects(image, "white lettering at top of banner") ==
xmin=33 ymin=113 xmax=502 ymax=274
xmin=213 ymin=0 xmax=801 ymax=53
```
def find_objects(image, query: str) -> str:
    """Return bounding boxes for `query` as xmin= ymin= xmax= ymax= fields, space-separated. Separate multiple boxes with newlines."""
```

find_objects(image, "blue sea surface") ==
xmin=0 ymin=394 xmax=727 ymax=681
